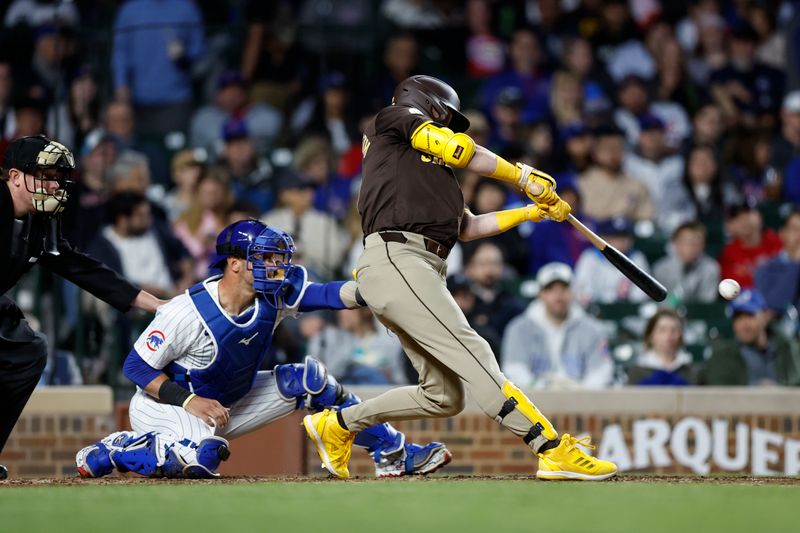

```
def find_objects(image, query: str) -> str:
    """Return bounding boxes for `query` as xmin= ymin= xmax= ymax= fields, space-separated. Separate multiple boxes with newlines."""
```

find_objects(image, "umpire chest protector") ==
xmin=166 ymin=279 xmax=278 ymax=406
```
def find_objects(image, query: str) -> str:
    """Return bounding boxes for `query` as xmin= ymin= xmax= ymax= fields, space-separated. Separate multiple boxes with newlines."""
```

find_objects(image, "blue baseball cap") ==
xmin=222 ymin=118 xmax=249 ymax=142
xmin=728 ymin=289 xmax=767 ymax=316
xmin=217 ymin=70 xmax=245 ymax=90
xmin=319 ymin=72 xmax=347 ymax=92
xmin=596 ymin=216 xmax=634 ymax=236
xmin=638 ymin=113 xmax=665 ymax=131
xmin=561 ymin=122 xmax=589 ymax=142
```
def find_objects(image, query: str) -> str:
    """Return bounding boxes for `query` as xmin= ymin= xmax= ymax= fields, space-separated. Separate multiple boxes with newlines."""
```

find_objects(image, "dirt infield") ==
xmin=2 ymin=474 xmax=799 ymax=487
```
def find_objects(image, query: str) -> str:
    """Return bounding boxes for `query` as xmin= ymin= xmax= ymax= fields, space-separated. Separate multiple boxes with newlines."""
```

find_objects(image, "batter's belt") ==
xmin=370 ymin=231 xmax=450 ymax=260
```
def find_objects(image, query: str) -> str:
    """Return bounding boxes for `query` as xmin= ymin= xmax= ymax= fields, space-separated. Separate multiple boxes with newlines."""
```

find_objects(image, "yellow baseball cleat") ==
xmin=303 ymin=409 xmax=356 ymax=479
xmin=536 ymin=434 xmax=617 ymax=481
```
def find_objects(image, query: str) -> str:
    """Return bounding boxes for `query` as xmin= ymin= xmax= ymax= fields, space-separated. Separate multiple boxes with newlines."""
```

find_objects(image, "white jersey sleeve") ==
xmin=132 ymin=293 xmax=204 ymax=369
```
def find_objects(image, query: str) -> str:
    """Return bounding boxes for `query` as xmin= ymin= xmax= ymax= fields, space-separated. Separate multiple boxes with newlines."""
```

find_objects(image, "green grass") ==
xmin=0 ymin=479 xmax=796 ymax=533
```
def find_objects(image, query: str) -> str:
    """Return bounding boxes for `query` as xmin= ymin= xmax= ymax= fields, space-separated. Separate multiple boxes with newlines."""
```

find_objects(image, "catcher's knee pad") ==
xmin=108 ymin=432 xmax=162 ymax=477
xmin=183 ymin=436 xmax=231 ymax=479
xmin=497 ymin=381 xmax=558 ymax=449
xmin=355 ymin=423 xmax=405 ymax=462
xmin=275 ymin=356 xmax=328 ymax=409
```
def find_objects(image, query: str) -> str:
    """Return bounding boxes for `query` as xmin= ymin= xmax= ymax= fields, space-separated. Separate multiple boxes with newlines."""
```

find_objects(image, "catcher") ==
xmin=76 ymin=220 xmax=451 ymax=479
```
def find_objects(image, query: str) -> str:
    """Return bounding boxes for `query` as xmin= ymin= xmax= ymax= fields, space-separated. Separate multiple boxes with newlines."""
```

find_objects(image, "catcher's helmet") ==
xmin=393 ymin=75 xmax=470 ymax=133
xmin=208 ymin=219 xmax=267 ymax=269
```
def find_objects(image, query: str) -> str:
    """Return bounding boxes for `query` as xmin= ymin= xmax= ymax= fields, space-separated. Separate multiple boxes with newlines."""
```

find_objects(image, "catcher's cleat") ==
xmin=303 ymin=409 xmax=356 ymax=479
xmin=374 ymin=442 xmax=452 ymax=478
xmin=536 ymin=434 xmax=617 ymax=481
xmin=0 ymin=464 xmax=8 ymax=480
xmin=75 ymin=431 xmax=136 ymax=478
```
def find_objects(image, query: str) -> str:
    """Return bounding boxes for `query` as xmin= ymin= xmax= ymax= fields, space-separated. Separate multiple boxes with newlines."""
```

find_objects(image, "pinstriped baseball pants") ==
xmin=340 ymin=232 xmax=540 ymax=440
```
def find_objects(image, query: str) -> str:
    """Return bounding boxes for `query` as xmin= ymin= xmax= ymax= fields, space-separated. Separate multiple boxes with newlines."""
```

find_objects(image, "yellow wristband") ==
xmin=488 ymin=156 xmax=520 ymax=185
xmin=495 ymin=207 xmax=531 ymax=232
xmin=181 ymin=393 xmax=196 ymax=409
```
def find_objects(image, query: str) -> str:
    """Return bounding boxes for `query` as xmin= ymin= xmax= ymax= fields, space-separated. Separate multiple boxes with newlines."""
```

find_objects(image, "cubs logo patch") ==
xmin=145 ymin=330 xmax=166 ymax=352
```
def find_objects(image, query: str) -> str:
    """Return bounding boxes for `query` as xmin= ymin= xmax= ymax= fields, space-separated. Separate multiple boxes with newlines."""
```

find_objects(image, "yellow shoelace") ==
xmin=564 ymin=435 xmax=596 ymax=455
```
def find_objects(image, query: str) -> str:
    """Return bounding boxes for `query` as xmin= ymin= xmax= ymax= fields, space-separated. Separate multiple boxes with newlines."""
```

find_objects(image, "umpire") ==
xmin=0 ymin=135 xmax=165 ymax=479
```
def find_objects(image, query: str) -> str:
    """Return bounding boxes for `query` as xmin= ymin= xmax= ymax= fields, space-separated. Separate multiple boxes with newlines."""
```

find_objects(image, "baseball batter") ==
xmin=304 ymin=75 xmax=617 ymax=480
xmin=76 ymin=220 xmax=450 ymax=479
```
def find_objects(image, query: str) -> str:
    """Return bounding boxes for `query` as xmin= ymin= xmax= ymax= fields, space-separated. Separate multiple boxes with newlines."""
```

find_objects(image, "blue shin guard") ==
xmin=183 ymin=436 xmax=231 ymax=479
xmin=108 ymin=432 xmax=161 ymax=477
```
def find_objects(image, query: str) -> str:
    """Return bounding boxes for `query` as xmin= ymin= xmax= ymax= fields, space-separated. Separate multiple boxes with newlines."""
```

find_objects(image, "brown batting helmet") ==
xmin=393 ymin=75 xmax=470 ymax=133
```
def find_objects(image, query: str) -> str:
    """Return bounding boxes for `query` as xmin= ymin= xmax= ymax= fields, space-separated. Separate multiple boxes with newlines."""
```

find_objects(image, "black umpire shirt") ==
xmin=0 ymin=181 xmax=139 ymax=312
xmin=358 ymin=105 xmax=465 ymax=250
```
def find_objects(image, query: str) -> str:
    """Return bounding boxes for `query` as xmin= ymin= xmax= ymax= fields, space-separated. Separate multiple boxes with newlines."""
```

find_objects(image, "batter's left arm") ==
xmin=459 ymin=206 xmax=543 ymax=242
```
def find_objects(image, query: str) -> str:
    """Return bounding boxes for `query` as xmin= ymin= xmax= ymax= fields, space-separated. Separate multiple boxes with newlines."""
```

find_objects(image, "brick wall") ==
xmin=0 ymin=387 xmax=114 ymax=478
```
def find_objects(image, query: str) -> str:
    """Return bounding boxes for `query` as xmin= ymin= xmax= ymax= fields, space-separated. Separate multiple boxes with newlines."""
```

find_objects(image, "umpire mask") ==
xmin=3 ymin=135 xmax=75 ymax=215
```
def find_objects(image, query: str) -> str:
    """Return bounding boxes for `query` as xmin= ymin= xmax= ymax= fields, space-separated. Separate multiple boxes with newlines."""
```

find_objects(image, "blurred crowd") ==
xmin=3 ymin=0 xmax=800 ymax=390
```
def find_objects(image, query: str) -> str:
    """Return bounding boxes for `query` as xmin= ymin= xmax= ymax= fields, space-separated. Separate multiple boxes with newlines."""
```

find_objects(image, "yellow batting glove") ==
xmin=536 ymin=197 xmax=572 ymax=222
xmin=516 ymin=163 xmax=559 ymax=206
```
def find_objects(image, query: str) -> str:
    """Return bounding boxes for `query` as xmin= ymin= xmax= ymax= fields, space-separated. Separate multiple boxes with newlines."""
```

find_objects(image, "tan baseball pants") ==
xmin=340 ymin=232 xmax=555 ymax=450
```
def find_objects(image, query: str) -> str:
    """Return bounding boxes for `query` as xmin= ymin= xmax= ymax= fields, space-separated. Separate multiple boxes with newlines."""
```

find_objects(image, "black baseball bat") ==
xmin=565 ymin=214 xmax=667 ymax=302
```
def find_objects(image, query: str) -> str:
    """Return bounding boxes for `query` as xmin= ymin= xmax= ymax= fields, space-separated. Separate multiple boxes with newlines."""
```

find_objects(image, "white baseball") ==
xmin=718 ymin=278 xmax=741 ymax=300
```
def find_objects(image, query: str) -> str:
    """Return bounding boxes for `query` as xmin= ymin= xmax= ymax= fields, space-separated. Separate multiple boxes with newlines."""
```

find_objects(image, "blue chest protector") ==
xmin=165 ymin=280 xmax=278 ymax=407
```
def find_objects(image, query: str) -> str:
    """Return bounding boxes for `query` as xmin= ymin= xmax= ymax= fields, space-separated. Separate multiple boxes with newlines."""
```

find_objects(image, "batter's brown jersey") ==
xmin=357 ymin=105 xmax=465 ymax=250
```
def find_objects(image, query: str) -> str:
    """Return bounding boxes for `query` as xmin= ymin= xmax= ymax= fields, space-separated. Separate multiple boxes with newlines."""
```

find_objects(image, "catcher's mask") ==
xmin=392 ymin=75 xmax=470 ymax=133
xmin=2 ymin=135 xmax=75 ymax=215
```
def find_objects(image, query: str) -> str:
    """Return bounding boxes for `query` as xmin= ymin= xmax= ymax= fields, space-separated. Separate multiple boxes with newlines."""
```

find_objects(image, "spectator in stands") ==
xmin=68 ymin=67 xmax=101 ymax=152
xmin=308 ymin=307 xmax=406 ymax=385
xmin=719 ymin=200 xmax=783 ymax=289
xmin=163 ymin=149 xmax=205 ymax=222
xmin=573 ymin=217 xmax=651 ymax=305
xmin=293 ymin=136 xmax=351 ymax=221
xmin=487 ymin=87 xmax=525 ymax=155
xmin=261 ymin=171 xmax=349 ymax=280
xmin=560 ymin=122 xmax=593 ymax=176
xmin=101 ymin=99 xmax=168 ymax=185
xmin=624 ymin=113 xmax=691 ymax=234
xmin=89 ymin=191 xmax=192 ymax=299
xmin=613 ymin=74 xmax=691 ymax=151
xmin=462 ymin=180 xmax=528 ymax=276
xmin=682 ymin=144 xmax=732 ymax=224
xmin=560 ymin=36 xmax=612 ymax=106
xmin=463 ymin=242 xmax=526 ymax=340
xmin=447 ymin=272 xmax=501 ymax=356
xmin=294 ymin=72 xmax=358 ymax=158
xmin=682 ymin=103 xmax=725 ymax=157
xmin=68 ymin=131 xmax=118 ymax=248
xmin=217 ymin=118 xmax=273 ymax=213
xmin=189 ymin=70 xmax=281 ymax=155
xmin=654 ymin=221 xmax=720 ymax=304
xmin=578 ymin=125 xmax=654 ymax=222
xmin=755 ymin=209 xmax=800 ymax=320
xmin=710 ymin=24 xmax=784 ymax=129
xmin=749 ymin=2 xmax=785 ymax=72
xmin=770 ymin=91 xmax=800 ymax=204
xmin=372 ymin=33 xmax=419 ymax=110
xmin=548 ymin=71 xmax=583 ymax=130
xmin=464 ymin=0 xmax=504 ymax=80
xmin=112 ymin=0 xmax=205 ymax=136
xmin=482 ymin=28 xmax=551 ymax=125
xmin=653 ymin=36 xmax=703 ymax=117
xmin=501 ymin=262 xmax=612 ymax=389
xmin=702 ymin=290 xmax=800 ymax=386
xmin=524 ymin=183 xmax=589 ymax=275
xmin=625 ymin=308 xmax=698 ymax=386
xmin=173 ymin=168 xmax=232 ymax=280
xmin=723 ymin=130 xmax=778 ymax=203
